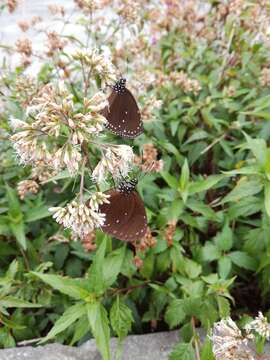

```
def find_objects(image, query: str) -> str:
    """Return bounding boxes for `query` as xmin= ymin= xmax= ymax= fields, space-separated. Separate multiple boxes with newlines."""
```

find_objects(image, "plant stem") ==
xmin=191 ymin=317 xmax=201 ymax=360
xmin=110 ymin=281 xmax=151 ymax=295
xmin=81 ymin=141 xmax=100 ymax=191
xmin=80 ymin=158 xmax=86 ymax=203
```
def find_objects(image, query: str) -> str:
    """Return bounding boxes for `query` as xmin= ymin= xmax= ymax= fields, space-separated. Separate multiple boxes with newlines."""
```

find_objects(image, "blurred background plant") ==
xmin=1 ymin=0 xmax=270 ymax=359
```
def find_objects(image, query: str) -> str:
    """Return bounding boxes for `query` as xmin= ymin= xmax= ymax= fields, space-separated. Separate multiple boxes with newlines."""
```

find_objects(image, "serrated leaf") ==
xmin=217 ymin=296 xmax=231 ymax=318
xmin=110 ymin=296 xmax=134 ymax=339
xmin=218 ymin=257 xmax=232 ymax=279
xmin=160 ymin=171 xmax=178 ymax=189
xmin=184 ymin=258 xmax=202 ymax=279
xmin=70 ymin=315 xmax=89 ymax=345
xmin=87 ymin=302 xmax=111 ymax=360
xmin=103 ymin=246 xmax=125 ymax=289
xmin=201 ymin=338 xmax=215 ymax=360
xmin=229 ymin=251 xmax=257 ymax=271
xmin=41 ymin=302 xmax=86 ymax=343
xmin=189 ymin=175 xmax=223 ymax=195
xmin=88 ymin=238 xmax=107 ymax=295
xmin=0 ymin=296 xmax=42 ymax=308
xmin=222 ymin=179 xmax=263 ymax=204
xmin=169 ymin=342 xmax=195 ymax=360
xmin=215 ymin=222 xmax=233 ymax=251
xmin=31 ymin=272 xmax=89 ymax=299
xmin=165 ymin=299 xmax=186 ymax=329
xmin=202 ymin=243 xmax=221 ymax=262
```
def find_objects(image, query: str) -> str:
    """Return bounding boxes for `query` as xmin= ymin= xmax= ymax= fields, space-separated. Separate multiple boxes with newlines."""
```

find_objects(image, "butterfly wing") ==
xmin=99 ymin=189 xmax=147 ymax=242
xmin=102 ymin=89 xmax=143 ymax=139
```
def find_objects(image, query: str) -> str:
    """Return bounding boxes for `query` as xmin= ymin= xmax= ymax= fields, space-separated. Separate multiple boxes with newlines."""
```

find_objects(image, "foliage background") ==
xmin=1 ymin=0 xmax=270 ymax=358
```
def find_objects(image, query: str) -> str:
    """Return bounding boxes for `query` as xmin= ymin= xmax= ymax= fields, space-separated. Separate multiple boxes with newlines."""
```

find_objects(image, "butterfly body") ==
xmin=102 ymin=78 xmax=143 ymax=138
xmin=98 ymin=179 xmax=147 ymax=242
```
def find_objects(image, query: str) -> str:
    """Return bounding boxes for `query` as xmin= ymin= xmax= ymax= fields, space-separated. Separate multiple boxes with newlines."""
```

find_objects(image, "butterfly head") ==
xmin=113 ymin=78 xmax=126 ymax=94
xmin=118 ymin=178 xmax=138 ymax=194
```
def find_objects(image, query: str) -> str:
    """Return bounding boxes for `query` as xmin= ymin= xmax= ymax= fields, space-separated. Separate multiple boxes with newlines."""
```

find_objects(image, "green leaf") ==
xmin=168 ymin=199 xmax=184 ymax=221
xmin=217 ymin=296 xmax=231 ymax=318
xmin=9 ymin=222 xmax=26 ymax=251
xmin=184 ymin=258 xmax=202 ymax=279
xmin=221 ymin=179 xmax=263 ymax=204
xmin=165 ymin=299 xmax=186 ymax=329
xmin=169 ymin=342 xmax=195 ymax=360
xmin=31 ymin=272 xmax=89 ymax=300
xmin=6 ymin=184 xmax=22 ymax=220
xmin=215 ymin=222 xmax=233 ymax=251
xmin=25 ymin=205 xmax=51 ymax=222
xmin=160 ymin=171 xmax=178 ymax=189
xmin=180 ymin=159 xmax=190 ymax=190
xmin=244 ymin=132 xmax=268 ymax=167
xmin=202 ymin=243 xmax=221 ymax=262
xmin=201 ymin=338 xmax=215 ymax=360
xmin=0 ymin=296 xmax=42 ymax=308
xmin=87 ymin=302 xmax=111 ymax=360
xmin=103 ymin=246 xmax=125 ymax=289
xmin=41 ymin=303 xmax=86 ymax=343
xmin=229 ymin=251 xmax=257 ymax=271
xmin=6 ymin=185 xmax=26 ymax=250
xmin=88 ymin=238 xmax=107 ymax=295
xmin=218 ymin=257 xmax=232 ymax=279
xmin=110 ymin=296 xmax=134 ymax=339
xmin=70 ymin=315 xmax=89 ymax=345
xmin=41 ymin=169 xmax=71 ymax=183
xmin=189 ymin=175 xmax=223 ymax=195
xmin=264 ymin=181 xmax=270 ymax=218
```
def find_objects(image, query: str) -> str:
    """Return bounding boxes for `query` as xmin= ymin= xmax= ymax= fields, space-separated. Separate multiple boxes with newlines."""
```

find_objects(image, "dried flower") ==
xmin=92 ymin=145 xmax=134 ymax=183
xmin=118 ymin=0 xmax=140 ymax=23
xmin=136 ymin=227 xmax=156 ymax=252
xmin=135 ymin=143 xmax=163 ymax=173
xmin=46 ymin=32 xmax=66 ymax=57
xmin=15 ymin=38 xmax=32 ymax=56
xmin=17 ymin=180 xmax=39 ymax=199
xmin=260 ymin=68 xmax=270 ymax=87
xmin=170 ymin=71 xmax=201 ymax=94
xmin=133 ymin=255 xmax=143 ymax=269
xmin=49 ymin=192 xmax=110 ymax=237
xmin=165 ymin=221 xmax=176 ymax=247
xmin=30 ymin=16 xmax=42 ymax=26
xmin=17 ymin=20 xmax=30 ymax=32
xmin=82 ymin=232 xmax=97 ymax=252
xmin=48 ymin=4 xmax=65 ymax=16
xmin=211 ymin=318 xmax=255 ymax=360
xmin=74 ymin=0 xmax=100 ymax=12
xmin=7 ymin=0 xmax=18 ymax=13
xmin=141 ymin=96 xmax=162 ymax=122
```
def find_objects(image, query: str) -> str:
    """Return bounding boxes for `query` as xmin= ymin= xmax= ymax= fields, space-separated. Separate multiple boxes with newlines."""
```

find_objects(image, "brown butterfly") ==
xmin=98 ymin=178 xmax=147 ymax=242
xmin=102 ymin=78 xmax=143 ymax=138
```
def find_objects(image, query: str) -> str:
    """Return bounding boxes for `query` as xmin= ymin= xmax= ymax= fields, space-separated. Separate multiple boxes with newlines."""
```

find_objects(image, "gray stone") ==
xmin=0 ymin=331 xmax=180 ymax=360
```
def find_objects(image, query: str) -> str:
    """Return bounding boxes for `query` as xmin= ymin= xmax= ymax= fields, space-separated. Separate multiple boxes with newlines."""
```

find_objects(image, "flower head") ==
xmin=92 ymin=145 xmax=134 ymax=183
xmin=49 ymin=192 xmax=110 ymax=237
xmin=245 ymin=312 xmax=270 ymax=340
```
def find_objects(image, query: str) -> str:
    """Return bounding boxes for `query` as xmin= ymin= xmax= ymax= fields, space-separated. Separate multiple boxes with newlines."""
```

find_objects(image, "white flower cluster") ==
xmin=245 ymin=312 xmax=270 ymax=340
xmin=49 ymin=192 xmax=110 ymax=237
xmin=92 ymin=145 xmax=134 ymax=183
xmin=72 ymin=48 xmax=116 ymax=86
xmin=10 ymin=82 xmax=109 ymax=174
